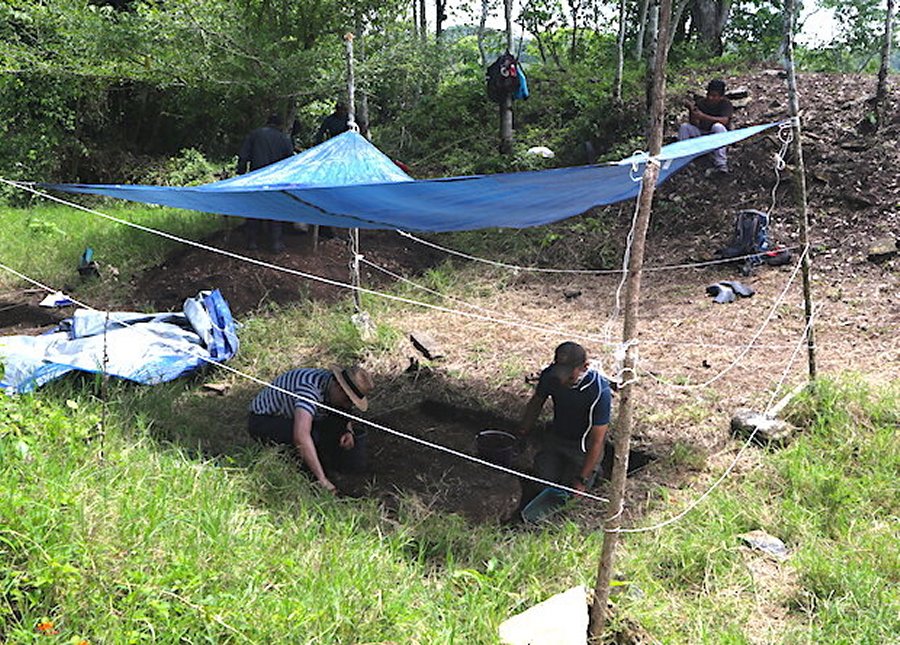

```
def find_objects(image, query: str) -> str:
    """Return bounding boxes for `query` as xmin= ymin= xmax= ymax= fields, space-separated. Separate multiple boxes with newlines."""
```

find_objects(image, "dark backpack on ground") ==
xmin=486 ymin=52 xmax=521 ymax=103
xmin=716 ymin=209 xmax=770 ymax=274
xmin=717 ymin=209 xmax=769 ymax=259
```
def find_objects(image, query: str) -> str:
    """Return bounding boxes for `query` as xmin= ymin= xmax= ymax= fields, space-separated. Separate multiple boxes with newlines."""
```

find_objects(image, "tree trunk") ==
xmin=782 ymin=0 xmax=817 ymax=382
xmin=500 ymin=95 xmax=513 ymax=153
xmin=535 ymin=33 xmax=548 ymax=64
xmin=436 ymin=0 xmax=446 ymax=41
xmin=477 ymin=0 xmax=490 ymax=68
xmin=646 ymin=0 xmax=659 ymax=66
xmin=634 ymin=0 xmax=650 ymax=60
xmin=666 ymin=0 xmax=692 ymax=56
xmin=613 ymin=0 xmax=627 ymax=103
xmin=412 ymin=0 xmax=419 ymax=39
xmin=874 ymin=0 xmax=895 ymax=130
xmin=500 ymin=0 xmax=513 ymax=154
xmin=568 ymin=0 xmax=581 ymax=63
xmin=691 ymin=0 xmax=732 ymax=55
xmin=645 ymin=0 xmax=659 ymax=106
xmin=419 ymin=0 xmax=427 ymax=41
xmin=355 ymin=24 xmax=371 ymax=139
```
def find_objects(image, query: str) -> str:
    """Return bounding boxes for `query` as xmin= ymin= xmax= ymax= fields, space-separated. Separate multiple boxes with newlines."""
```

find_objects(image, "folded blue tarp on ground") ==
xmin=0 ymin=290 xmax=238 ymax=394
xmin=46 ymin=123 xmax=781 ymax=232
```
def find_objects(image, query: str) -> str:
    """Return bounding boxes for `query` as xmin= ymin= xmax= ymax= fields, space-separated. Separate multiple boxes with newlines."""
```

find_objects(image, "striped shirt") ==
xmin=249 ymin=368 xmax=333 ymax=419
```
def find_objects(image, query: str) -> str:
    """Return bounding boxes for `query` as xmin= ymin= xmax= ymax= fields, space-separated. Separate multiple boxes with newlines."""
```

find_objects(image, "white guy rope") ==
xmin=608 ymin=301 xmax=821 ymax=534
xmin=640 ymin=245 xmax=808 ymax=391
xmin=396 ymin=229 xmax=803 ymax=275
xmin=603 ymin=172 xmax=645 ymax=346
xmin=0 ymin=179 xmax=631 ymax=349
xmin=3 ymin=179 xmax=797 ymax=354
xmin=767 ymin=121 xmax=794 ymax=216
xmin=359 ymin=255 xmax=798 ymax=353
xmin=760 ymin=303 xmax=821 ymax=414
xmin=0 ymin=260 xmax=609 ymax=503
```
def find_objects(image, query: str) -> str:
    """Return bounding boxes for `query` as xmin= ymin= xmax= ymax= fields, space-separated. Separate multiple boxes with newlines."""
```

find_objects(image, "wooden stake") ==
xmin=344 ymin=34 xmax=363 ymax=315
xmin=782 ymin=0 xmax=817 ymax=382
xmin=589 ymin=0 xmax=672 ymax=638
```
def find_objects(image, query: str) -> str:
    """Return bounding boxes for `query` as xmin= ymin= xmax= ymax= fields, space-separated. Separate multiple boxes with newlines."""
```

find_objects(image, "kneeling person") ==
xmin=519 ymin=342 xmax=611 ymax=494
xmin=248 ymin=365 xmax=374 ymax=494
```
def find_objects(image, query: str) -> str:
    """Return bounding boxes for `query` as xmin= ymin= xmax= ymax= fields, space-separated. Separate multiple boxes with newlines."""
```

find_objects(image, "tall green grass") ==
xmin=616 ymin=378 xmax=899 ymax=643
xmin=2 ymin=344 xmax=896 ymax=643
xmin=0 ymin=201 xmax=229 ymax=297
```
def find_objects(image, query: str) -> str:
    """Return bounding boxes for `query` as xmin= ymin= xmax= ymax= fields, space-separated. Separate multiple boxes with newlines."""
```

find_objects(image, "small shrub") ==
xmin=142 ymin=148 xmax=225 ymax=187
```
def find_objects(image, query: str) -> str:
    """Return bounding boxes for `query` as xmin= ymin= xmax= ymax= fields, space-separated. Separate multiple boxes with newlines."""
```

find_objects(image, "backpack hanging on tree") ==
xmin=486 ymin=52 xmax=521 ymax=103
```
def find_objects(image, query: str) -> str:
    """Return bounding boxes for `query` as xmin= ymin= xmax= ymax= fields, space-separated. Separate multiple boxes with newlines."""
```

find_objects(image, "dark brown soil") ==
xmin=129 ymin=226 xmax=446 ymax=316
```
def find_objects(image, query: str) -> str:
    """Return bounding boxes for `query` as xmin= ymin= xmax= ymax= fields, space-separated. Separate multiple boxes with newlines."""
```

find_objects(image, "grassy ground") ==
xmin=0 ymin=201 xmax=229 ymax=301
xmin=1 ymin=208 xmax=897 ymax=643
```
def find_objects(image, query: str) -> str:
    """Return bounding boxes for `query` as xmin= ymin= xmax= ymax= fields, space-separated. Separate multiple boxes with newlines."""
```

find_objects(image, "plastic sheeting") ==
xmin=0 ymin=290 xmax=238 ymax=394
xmin=47 ymin=123 xmax=780 ymax=232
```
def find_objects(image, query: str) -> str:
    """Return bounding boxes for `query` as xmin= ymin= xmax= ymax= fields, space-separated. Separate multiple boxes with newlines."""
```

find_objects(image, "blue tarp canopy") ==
xmin=0 ymin=290 xmax=238 ymax=394
xmin=48 ymin=123 xmax=780 ymax=232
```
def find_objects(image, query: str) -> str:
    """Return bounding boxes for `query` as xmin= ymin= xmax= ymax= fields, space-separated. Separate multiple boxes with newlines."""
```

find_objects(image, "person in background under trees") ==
xmin=678 ymin=79 xmax=734 ymax=176
xmin=247 ymin=365 xmax=375 ymax=495
xmin=236 ymin=113 xmax=294 ymax=252
xmin=316 ymin=102 xmax=351 ymax=144
xmin=517 ymin=342 xmax=612 ymax=501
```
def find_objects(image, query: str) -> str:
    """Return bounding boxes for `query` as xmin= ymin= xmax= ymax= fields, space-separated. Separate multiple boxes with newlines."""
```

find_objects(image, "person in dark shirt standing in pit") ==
xmin=678 ymin=79 xmax=734 ymax=176
xmin=518 ymin=342 xmax=612 ymax=498
xmin=236 ymin=113 xmax=294 ymax=252
xmin=312 ymin=102 xmax=352 ymax=239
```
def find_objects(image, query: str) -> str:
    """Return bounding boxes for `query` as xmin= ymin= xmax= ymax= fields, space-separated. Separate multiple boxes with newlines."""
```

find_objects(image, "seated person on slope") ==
xmin=678 ymin=78 xmax=734 ymax=175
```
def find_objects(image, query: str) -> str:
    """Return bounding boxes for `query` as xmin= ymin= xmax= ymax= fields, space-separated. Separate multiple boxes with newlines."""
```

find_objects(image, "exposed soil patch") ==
xmin=331 ymin=395 xmax=656 ymax=524
xmin=0 ymin=291 xmax=68 ymax=334
xmin=128 ymin=225 xmax=445 ymax=316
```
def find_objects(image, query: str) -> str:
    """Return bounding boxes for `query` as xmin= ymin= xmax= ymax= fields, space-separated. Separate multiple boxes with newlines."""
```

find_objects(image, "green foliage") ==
xmin=0 ymin=203 xmax=229 ymax=294
xmin=724 ymin=0 xmax=785 ymax=63
xmin=142 ymin=148 xmax=226 ymax=186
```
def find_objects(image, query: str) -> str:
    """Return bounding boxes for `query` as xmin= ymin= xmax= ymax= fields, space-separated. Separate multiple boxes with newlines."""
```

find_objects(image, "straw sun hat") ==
xmin=330 ymin=365 xmax=374 ymax=412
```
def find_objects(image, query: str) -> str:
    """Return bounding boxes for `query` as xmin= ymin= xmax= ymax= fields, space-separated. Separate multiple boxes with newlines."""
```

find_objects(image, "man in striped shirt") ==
xmin=248 ymin=365 xmax=374 ymax=494
xmin=519 ymin=342 xmax=612 ymax=494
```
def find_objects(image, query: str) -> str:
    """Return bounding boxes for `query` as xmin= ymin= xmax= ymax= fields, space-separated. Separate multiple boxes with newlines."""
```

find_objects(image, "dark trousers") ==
xmin=534 ymin=433 xmax=596 ymax=487
xmin=245 ymin=220 xmax=284 ymax=251
xmin=247 ymin=413 xmax=367 ymax=473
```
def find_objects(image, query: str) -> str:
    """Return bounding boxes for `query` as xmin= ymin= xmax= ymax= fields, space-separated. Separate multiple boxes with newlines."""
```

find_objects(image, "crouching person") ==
xmin=248 ymin=365 xmax=374 ymax=494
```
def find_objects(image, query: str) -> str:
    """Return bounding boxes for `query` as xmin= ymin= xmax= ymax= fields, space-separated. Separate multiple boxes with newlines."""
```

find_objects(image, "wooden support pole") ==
xmin=344 ymin=33 xmax=363 ymax=315
xmin=782 ymin=0 xmax=817 ymax=382
xmin=589 ymin=0 xmax=672 ymax=639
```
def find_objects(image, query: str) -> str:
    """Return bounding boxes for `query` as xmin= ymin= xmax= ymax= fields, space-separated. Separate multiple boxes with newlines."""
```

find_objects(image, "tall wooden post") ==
xmin=499 ymin=0 xmax=514 ymax=154
xmin=589 ymin=0 xmax=672 ymax=638
xmin=345 ymin=33 xmax=363 ymax=315
xmin=782 ymin=0 xmax=816 ymax=381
